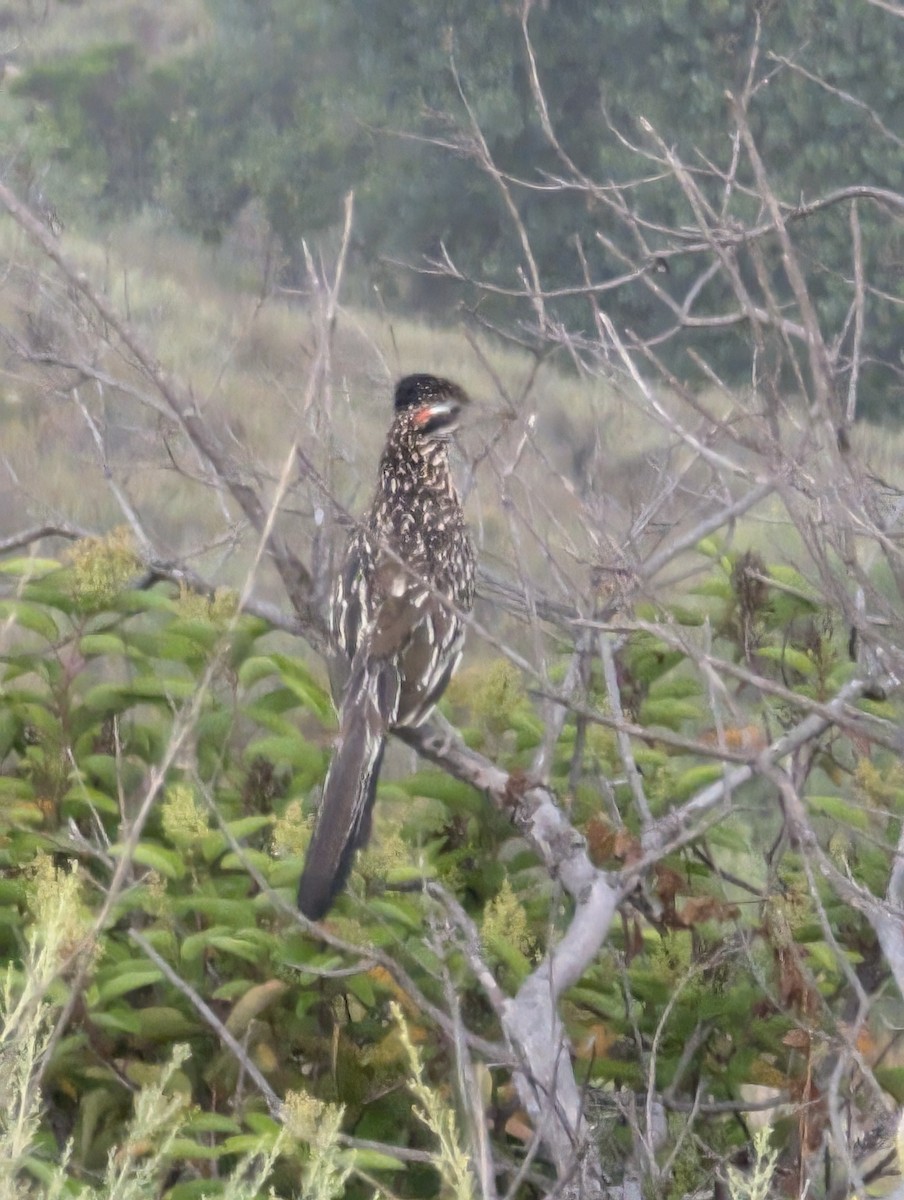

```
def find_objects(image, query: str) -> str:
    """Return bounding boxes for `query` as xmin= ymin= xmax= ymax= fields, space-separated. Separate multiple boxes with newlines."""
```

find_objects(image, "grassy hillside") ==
xmin=2 ymin=202 xmax=902 ymax=622
xmin=0 ymin=208 xmax=661 ymax=583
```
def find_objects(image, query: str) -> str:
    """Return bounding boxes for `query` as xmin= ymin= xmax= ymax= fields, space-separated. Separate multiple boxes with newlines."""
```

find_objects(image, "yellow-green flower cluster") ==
xmin=67 ymin=526 xmax=139 ymax=608
xmin=481 ymin=877 xmax=535 ymax=959
xmin=271 ymin=798 xmax=311 ymax=857
xmin=176 ymin=581 xmax=238 ymax=623
xmin=160 ymin=783 xmax=210 ymax=848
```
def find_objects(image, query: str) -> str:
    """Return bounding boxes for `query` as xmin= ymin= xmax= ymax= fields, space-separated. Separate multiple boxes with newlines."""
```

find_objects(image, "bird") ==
xmin=297 ymin=374 xmax=475 ymax=920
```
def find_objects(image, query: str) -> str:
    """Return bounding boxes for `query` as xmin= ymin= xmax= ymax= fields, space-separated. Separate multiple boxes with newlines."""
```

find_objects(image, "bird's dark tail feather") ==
xmin=297 ymin=687 xmax=388 ymax=920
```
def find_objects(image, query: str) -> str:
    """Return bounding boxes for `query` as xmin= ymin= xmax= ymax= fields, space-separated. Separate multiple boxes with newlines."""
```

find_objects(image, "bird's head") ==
xmin=394 ymin=374 xmax=468 ymax=440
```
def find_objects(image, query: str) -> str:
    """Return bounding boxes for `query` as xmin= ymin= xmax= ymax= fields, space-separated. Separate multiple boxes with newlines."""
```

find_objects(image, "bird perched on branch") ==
xmin=298 ymin=374 xmax=475 ymax=920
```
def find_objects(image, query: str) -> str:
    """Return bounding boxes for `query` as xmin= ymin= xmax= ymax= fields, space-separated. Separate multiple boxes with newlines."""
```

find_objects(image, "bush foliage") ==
xmin=1 ymin=528 xmax=902 ymax=1196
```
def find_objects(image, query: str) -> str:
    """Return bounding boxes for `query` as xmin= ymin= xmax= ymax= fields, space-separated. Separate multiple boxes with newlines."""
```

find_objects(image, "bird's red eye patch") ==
xmin=413 ymin=404 xmax=434 ymax=427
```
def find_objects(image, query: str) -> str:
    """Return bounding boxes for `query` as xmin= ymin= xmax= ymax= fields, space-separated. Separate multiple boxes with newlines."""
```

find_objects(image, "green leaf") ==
xmin=91 ymin=1008 xmax=142 ymax=1036
xmin=226 ymin=619 xmax=269 ymax=668
xmin=221 ymin=1134 xmax=276 ymax=1155
xmin=638 ymin=697 xmax=700 ymax=729
xmin=690 ymin=576 xmax=733 ymax=600
xmin=483 ymin=931 xmax=531 ymax=984
xmin=224 ymin=814 xmax=275 ymax=840
xmin=875 ymin=1066 xmax=904 ymax=1103
xmin=245 ymin=689 xmax=311 ymax=724
xmin=181 ymin=927 xmax=267 ymax=965
xmin=170 ymin=896 xmax=257 ymax=924
xmin=757 ymin=645 xmax=816 ymax=677
xmin=628 ymin=966 xmax=673 ymax=1006
xmin=808 ymin=794 xmax=871 ymax=830
xmin=112 ymin=587 xmax=179 ymax=615
xmin=211 ymin=979 xmax=255 ymax=1003
xmin=347 ymin=1148 xmax=407 ymax=1171
xmin=123 ymin=630 xmax=203 ymax=662
xmin=365 ymin=898 xmax=422 ymax=931
xmin=266 ymin=859 xmax=302 ymax=890
xmin=567 ymin=986 xmax=619 ymax=1014
xmin=225 ymin=979 xmax=289 ymax=1034
xmin=345 ymin=972 xmax=376 ymax=1008
xmin=94 ymin=966 xmax=164 ymax=1004
xmin=181 ymin=927 xmax=222 ymax=963
xmin=649 ymin=676 xmax=700 ymax=700
xmin=767 ymin=564 xmax=817 ymax=601
xmin=395 ymin=771 xmax=482 ymax=813
xmin=126 ymin=675 xmax=200 ymax=703
xmin=0 ymin=804 xmax=46 ymax=836
xmin=219 ymin=848 xmax=272 ymax=873
xmin=19 ymin=579 xmax=78 ymax=614
xmin=270 ymin=652 xmax=333 ymax=720
xmin=672 ymin=763 xmax=724 ymax=802
xmin=78 ymin=632 xmax=131 ymax=658
xmin=804 ymin=941 xmax=849 ymax=975
xmin=194 ymin=708 xmax=235 ymax=750
xmin=195 ymin=816 xmax=273 ymax=864
xmin=243 ymin=734 xmax=325 ymax=773
xmin=237 ymin=654 xmax=279 ymax=688
xmin=857 ymin=696 xmax=900 ymax=720
xmin=511 ymin=710 xmax=543 ymax=749
xmin=0 ymin=599 xmax=59 ymax=642
xmin=383 ymin=864 xmax=433 ymax=889
xmin=624 ymin=637 xmax=683 ymax=685
xmin=206 ymin=935 xmax=266 ymax=964
xmin=165 ymin=1138 xmax=226 ymax=1161
xmin=183 ymin=1113 xmax=242 ymax=1135
xmin=9 ymin=699 xmax=61 ymax=739
xmin=110 ymin=841 xmax=186 ymax=880
xmin=81 ymin=683 xmax=133 ymax=715
xmin=130 ymin=1006 xmax=200 ymax=1041
xmin=168 ymin=617 xmax=226 ymax=650
xmin=0 ymin=879 xmax=25 ymax=906
xmin=588 ymin=1057 xmax=644 ymax=1087
xmin=0 ymin=778 xmax=36 ymax=802
xmin=244 ymin=1113 xmax=281 ymax=1137
xmin=0 ymin=556 xmax=61 ymax=578
xmin=77 ymin=753 xmax=144 ymax=794
xmin=705 ymin=823 xmax=753 ymax=853
xmin=167 ymin=1184 xmax=226 ymax=1200
xmin=62 ymin=784 xmax=120 ymax=817
xmin=670 ymin=605 xmax=705 ymax=626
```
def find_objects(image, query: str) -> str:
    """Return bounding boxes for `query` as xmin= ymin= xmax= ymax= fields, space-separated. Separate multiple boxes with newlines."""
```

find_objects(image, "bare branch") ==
xmin=0 ymin=523 xmax=94 ymax=555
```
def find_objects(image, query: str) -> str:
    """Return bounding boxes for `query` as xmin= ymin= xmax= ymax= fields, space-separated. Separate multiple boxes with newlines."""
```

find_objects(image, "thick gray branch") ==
xmin=402 ymin=718 xmax=618 ymax=1192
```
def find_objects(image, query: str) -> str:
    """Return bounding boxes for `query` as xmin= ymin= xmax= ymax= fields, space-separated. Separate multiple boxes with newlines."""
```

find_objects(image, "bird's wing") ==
xmin=331 ymin=531 xmax=374 ymax=662
xmin=328 ymin=531 xmax=375 ymax=703
xmin=365 ymin=562 xmax=465 ymax=728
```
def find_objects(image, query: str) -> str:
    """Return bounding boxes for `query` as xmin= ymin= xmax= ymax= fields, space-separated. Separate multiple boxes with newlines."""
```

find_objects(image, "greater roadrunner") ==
xmin=298 ymin=374 xmax=475 ymax=919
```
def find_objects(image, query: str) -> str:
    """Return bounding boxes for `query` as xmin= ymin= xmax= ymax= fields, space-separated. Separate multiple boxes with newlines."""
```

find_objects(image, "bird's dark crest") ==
xmin=394 ymin=373 xmax=467 ymax=412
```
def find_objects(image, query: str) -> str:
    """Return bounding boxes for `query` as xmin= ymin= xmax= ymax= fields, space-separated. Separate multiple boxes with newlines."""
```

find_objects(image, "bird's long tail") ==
xmin=297 ymin=663 xmax=396 ymax=920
